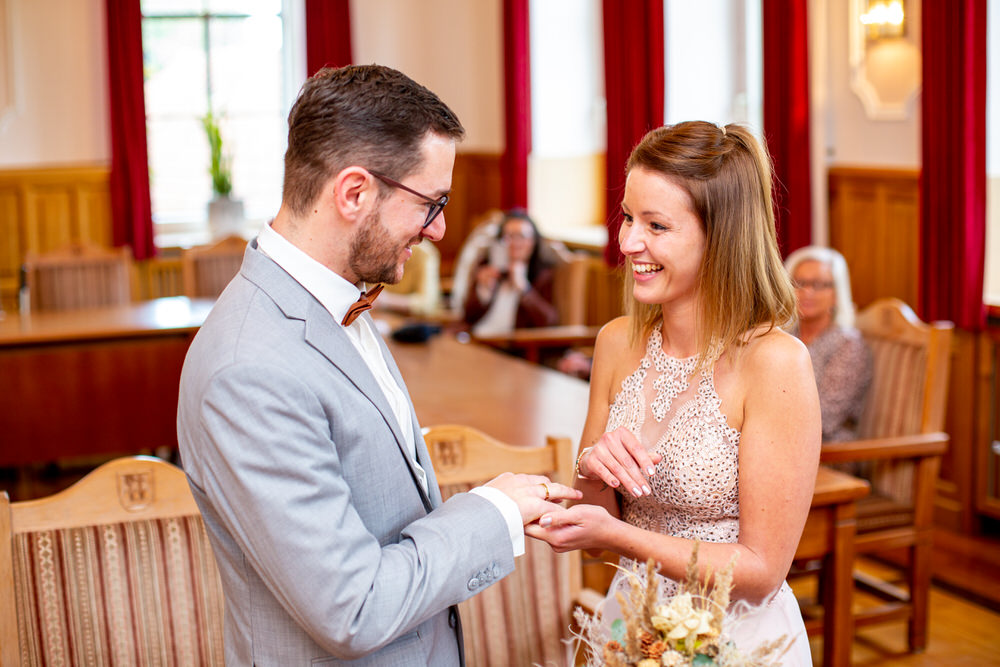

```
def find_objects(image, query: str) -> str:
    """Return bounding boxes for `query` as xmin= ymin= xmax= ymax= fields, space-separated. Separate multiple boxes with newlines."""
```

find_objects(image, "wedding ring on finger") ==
xmin=539 ymin=483 xmax=550 ymax=501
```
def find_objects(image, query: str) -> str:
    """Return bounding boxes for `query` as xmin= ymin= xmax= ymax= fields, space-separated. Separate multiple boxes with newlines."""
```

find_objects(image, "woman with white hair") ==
xmin=784 ymin=246 xmax=873 ymax=442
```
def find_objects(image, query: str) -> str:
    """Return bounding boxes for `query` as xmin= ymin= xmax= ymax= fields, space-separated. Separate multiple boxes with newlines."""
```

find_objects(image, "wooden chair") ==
xmin=423 ymin=425 xmax=600 ymax=666
xmin=799 ymin=298 xmax=953 ymax=653
xmin=0 ymin=456 xmax=225 ymax=666
xmin=181 ymin=234 xmax=247 ymax=298
xmin=24 ymin=242 xmax=132 ymax=312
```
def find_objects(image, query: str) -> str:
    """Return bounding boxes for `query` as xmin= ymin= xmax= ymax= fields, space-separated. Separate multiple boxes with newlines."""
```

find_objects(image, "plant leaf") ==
xmin=610 ymin=618 xmax=625 ymax=643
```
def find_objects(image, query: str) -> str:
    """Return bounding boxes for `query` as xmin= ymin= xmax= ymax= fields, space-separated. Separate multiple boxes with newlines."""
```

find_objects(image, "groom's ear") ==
xmin=331 ymin=167 xmax=377 ymax=223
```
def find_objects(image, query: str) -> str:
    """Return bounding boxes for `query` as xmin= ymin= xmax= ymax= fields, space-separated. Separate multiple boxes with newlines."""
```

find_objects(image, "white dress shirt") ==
xmin=256 ymin=222 xmax=524 ymax=556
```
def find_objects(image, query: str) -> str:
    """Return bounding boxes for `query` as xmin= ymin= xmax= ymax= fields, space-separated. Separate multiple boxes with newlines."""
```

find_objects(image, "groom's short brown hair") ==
xmin=282 ymin=64 xmax=465 ymax=216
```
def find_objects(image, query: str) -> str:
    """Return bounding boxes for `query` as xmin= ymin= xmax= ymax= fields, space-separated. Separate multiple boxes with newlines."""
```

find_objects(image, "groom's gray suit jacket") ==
xmin=177 ymin=243 xmax=514 ymax=666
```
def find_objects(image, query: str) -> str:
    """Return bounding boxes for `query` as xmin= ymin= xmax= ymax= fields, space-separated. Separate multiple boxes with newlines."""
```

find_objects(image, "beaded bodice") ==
xmin=607 ymin=328 xmax=741 ymax=548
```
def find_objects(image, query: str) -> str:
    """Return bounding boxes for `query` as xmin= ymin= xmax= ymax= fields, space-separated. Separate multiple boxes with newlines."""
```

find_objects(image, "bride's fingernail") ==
xmin=642 ymin=485 xmax=651 ymax=495
xmin=539 ymin=516 xmax=552 ymax=527
xmin=647 ymin=467 xmax=655 ymax=476
xmin=632 ymin=486 xmax=641 ymax=497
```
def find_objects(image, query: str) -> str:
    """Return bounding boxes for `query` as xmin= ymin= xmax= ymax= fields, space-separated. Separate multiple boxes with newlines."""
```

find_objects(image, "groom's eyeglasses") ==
xmin=368 ymin=171 xmax=449 ymax=229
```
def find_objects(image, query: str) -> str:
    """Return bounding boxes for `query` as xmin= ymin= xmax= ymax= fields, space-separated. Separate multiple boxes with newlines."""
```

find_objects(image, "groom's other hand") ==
xmin=485 ymin=473 xmax=582 ymax=525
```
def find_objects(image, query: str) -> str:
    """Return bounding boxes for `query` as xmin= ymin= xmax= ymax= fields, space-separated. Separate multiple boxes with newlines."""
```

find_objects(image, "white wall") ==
xmin=351 ymin=0 xmax=503 ymax=154
xmin=0 ymin=0 xmax=503 ymax=171
xmin=0 ymin=0 xmax=110 ymax=167
xmin=820 ymin=0 xmax=921 ymax=167
xmin=0 ymin=0 xmax=925 ymax=205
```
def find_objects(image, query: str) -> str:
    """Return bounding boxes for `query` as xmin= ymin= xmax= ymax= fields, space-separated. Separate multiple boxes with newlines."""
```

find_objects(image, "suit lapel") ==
xmin=303 ymin=312 xmax=435 ymax=513
xmin=241 ymin=245 xmax=435 ymax=511
xmin=374 ymin=321 xmax=444 ymax=508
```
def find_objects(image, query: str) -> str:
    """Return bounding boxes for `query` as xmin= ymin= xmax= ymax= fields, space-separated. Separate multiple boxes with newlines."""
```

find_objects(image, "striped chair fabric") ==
xmin=425 ymin=426 xmax=583 ymax=667
xmin=11 ymin=517 xmax=224 ymax=666
xmin=0 ymin=456 xmax=225 ymax=667
xmin=25 ymin=243 xmax=132 ymax=312
xmin=181 ymin=235 xmax=247 ymax=299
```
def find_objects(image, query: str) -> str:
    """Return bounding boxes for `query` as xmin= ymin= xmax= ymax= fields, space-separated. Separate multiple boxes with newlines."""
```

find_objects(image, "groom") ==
xmin=177 ymin=64 xmax=579 ymax=666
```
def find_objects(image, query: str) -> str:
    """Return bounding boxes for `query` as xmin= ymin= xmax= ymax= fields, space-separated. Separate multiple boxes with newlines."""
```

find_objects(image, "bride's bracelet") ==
xmin=574 ymin=446 xmax=593 ymax=479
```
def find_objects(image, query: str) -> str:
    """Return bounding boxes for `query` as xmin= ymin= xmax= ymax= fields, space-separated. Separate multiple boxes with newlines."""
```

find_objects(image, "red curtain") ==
xmin=920 ymin=0 xmax=986 ymax=331
xmin=602 ymin=0 xmax=664 ymax=266
xmin=105 ymin=0 xmax=155 ymax=260
xmin=502 ymin=0 xmax=531 ymax=209
xmin=305 ymin=0 xmax=353 ymax=76
xmin=762 ymin=0 xmax=812 ymax=257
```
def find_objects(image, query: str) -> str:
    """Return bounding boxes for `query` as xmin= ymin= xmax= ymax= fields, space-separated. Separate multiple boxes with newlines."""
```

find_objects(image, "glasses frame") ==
xmin=368 ymin=170 xmax=449 ymax=229
xmin=792 ymin=279 xmax=835 ymax=292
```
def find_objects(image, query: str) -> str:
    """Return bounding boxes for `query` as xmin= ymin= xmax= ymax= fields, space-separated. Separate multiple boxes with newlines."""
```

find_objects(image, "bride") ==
xmin=529 ymin=121 xmax=819 ymax=665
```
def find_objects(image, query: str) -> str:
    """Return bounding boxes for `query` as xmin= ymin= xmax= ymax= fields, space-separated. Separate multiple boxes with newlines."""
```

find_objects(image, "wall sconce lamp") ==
xmin=860 ymin=0 xmax=906 ymax=39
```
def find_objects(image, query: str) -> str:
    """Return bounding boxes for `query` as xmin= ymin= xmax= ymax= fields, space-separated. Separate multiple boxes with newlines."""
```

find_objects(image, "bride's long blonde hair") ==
xmin=621 ymin=121 xmax=796 ymax=368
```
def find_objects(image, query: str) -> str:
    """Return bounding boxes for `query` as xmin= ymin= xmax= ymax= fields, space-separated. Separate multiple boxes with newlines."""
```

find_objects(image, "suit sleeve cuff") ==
xmin=469 ymin=486 xmax=525 ymax=557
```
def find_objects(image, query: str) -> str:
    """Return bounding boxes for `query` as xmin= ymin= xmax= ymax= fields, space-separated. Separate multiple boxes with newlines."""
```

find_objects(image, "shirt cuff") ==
xmin=469 ymin=486 xmax=525 ymax=557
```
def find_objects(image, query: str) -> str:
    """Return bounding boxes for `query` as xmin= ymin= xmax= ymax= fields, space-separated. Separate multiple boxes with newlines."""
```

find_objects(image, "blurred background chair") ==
xmin=423 ymin=425 xmax=600 ymax=666
xmin=181 ymin=234 xmax=246 ymax=299
xmin=0 ymin=456 xmax=225 ymax=666
xmin=796 ymin=298 xmax=953 ymax=653
xmin=23 ymin=242 xmax=132 ymax=312
xmin=378 ymin=241 xmax=443 ymax=317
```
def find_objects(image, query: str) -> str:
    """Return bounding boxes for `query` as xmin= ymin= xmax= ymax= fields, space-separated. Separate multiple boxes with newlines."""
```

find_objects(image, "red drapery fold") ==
xmin=305 ymin=0 xmax=353 ymax=76
xmin=105 ymin=0 xmax=155 ymax=260
xmin=762 ymin=0 xmax=812 ymax=257
xmin=502 ymin=0 xmax=531 ymax=209
xmin=602 ymin=0 xmax=664 ymax=266
xmin=920 ymin=0 xmax=986 ymax=330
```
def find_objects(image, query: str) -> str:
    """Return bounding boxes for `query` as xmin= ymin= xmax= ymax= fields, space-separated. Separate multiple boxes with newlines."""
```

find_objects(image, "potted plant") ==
xmin=202 ymin=111 xmax=244 ymax=238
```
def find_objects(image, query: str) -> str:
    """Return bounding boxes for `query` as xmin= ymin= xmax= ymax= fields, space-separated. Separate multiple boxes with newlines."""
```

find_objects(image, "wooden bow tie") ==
xmin=341 ymin=284 xmax=384 ymax=326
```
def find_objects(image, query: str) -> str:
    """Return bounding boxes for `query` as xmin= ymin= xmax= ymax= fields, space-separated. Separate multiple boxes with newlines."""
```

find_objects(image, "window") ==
xmin=664 ymin=0 xmax=762 ymax=133
xmin=529 ymin=0 xmax=605 ymax=238
xmin=528 ymin=0 xmax=762 ymax=244
xmin=141 ymin=0 xmax=304 ymax=246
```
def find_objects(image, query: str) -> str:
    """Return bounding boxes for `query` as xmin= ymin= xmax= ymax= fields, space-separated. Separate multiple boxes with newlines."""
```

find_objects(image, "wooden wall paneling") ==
xmin=24 ymin=185 xmax=75 ymax=253
xmin=936 ymin=330 xmax=976 ymax=532
xmin=828 ymin=166 xmax=920 ymax=309
xmin=75 ymin=181 xmax=113 ymax=246
xmin=976 ymin=331 xmax=1000 ymax=520
xmin=825 ymin=166 xmax=999 ymax=536
xmin=0 ymin=186 xmax=21 ymax=312
xmin=0 ymin=166 xmax=112 ymax=313
xmin=881 ymin=182 xmax=920 ymax=305
xmin=441 ymin=152 xmax=502 ymax=276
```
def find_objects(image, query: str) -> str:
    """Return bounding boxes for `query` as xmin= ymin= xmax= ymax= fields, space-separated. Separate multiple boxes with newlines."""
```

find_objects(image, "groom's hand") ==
xmin=484 ymin=473 xmax=582 ymax=525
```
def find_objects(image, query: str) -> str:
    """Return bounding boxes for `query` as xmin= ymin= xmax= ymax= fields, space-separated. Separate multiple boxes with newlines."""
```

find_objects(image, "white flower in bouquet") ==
xmin=572 ymin=543 xmax=790 ymax=667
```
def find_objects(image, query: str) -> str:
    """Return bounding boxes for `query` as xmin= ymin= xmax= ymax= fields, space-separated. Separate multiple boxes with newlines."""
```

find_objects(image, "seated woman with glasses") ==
xmin=784 ymin=246 xmax=873 ymax=442
xmin=463 ymin=209 xmax=559 ymax=336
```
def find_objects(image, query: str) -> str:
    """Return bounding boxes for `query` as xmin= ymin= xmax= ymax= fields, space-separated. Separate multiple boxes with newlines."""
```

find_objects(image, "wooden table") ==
xmin=0 ymin=303 xmax=589 ymax=467
xmin=472 ymin=324 xmax=602 ymax=364
xmin=382 ymin=319 xmax=590 ymax=445
xmin=797 ymin=465 xmax=871 ymax=667
xmin=0 ymin=298 xmax=214 ymax=466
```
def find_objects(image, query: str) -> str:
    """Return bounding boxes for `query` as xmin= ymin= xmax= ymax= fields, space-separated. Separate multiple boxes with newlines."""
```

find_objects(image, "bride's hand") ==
xmin=576 ymin=427 xmax=661 ymax=498
xmin=525 ymin=503 xmax=614 ymax=553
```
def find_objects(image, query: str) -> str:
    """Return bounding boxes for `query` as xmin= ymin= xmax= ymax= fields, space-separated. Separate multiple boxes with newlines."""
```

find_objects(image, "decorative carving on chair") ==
xmin=431 ymin=437 xmax=466 ymax=472
xmin=117 ymin=470 xmax=153 ymax=511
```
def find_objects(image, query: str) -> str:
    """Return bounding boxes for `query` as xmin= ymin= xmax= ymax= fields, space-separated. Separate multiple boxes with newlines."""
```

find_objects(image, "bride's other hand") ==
xmin=577 ymin=427 xmax=661 ymax=498
xmin=525 ymin=504 xmax=614 ymax=553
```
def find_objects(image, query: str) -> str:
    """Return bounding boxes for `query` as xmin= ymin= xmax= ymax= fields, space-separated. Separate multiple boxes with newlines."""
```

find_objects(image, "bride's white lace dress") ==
xmin=601 ymin=328 xmax=812 ymax=665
